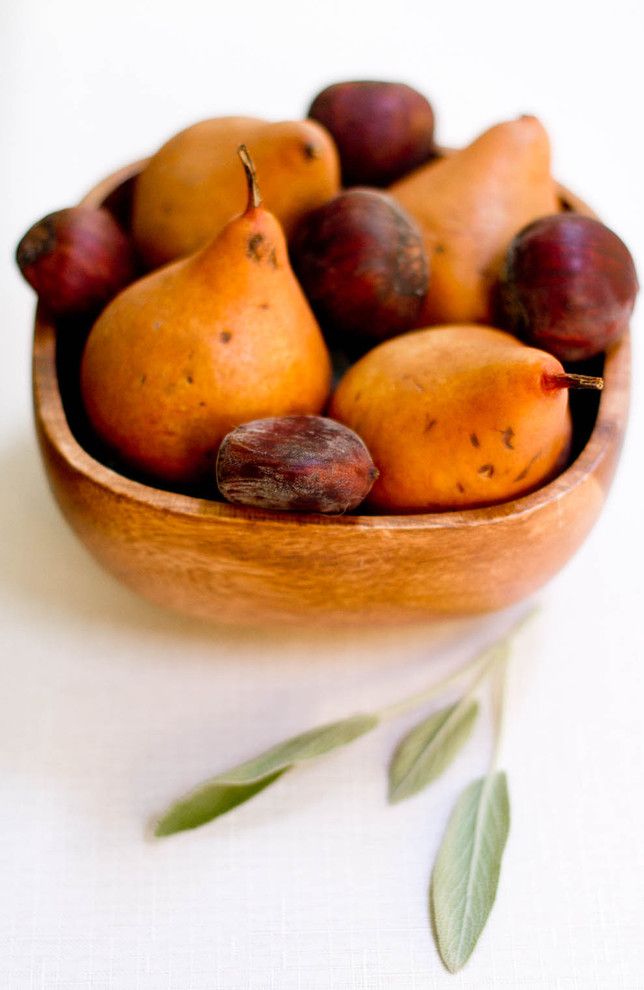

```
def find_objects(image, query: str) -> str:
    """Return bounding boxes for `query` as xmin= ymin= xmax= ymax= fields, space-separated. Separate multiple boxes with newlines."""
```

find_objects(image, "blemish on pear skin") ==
xmin=404 ymin=374 xmax=425 ymax=393
xmin=434 ymin=243 xmax=446 ymax=255
xmin=514 ymin=451 xmax=541 ymax=483
xmin=456 ymin=482 xmax=465 ymax=493
xmin=303 ymin=142 xmax=320 ymax=161
xmin=478 ymin=463 xmax=495 ymax=478
xmin=139 ymin=374 xmax=147 ymax=385
xmin=258 ymin=302 xmax=270 ymax=310
xmin=501 ymin=427 xmax=515 ymax=450
xmin=246 ymin=234 xmax=264 ymax=261
xmin=470 ymin=433 xmax=480 ymax=448
xmin=424 ymin=417 xmax=437 ymax=433
xmin=268 ymin=248 xmax=278 ymax=269
xmin=185 ymin=374 xmax=194 ymax=384
xmin=220 ymin=331 xmax=232 ymax=343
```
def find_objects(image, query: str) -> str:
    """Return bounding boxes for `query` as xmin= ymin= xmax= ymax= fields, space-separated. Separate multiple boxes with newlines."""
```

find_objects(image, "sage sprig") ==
xmin=431 ymin=636 xmax=513 ymax=971
xmin=388 ymin=700 xmax=480 ymax=803
xmin=151 ymin=610 xmax=534 ymax=974
xmin=154 ymin=713 xmax=379 ymax=836
xmin=388 ymin=640 xmax=509 ymax=803
xmin=152 ymin=631 xmax=506 ymax=837
xmin=431 ymin=771 xmax=511 ymax=973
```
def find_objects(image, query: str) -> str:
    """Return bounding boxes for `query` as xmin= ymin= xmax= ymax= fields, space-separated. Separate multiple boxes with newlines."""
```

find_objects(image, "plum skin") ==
xmin=498 ymin=213 xmax=638 ymax=362
xmin=308 ymin=81 xmax=436 ymax=187
xmin=290 ymin=188 xmax=429 ymax=342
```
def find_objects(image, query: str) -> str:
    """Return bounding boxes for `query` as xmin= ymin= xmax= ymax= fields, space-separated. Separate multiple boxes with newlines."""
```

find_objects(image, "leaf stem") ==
xmin=378 ymin=650 xmax=490 ymax=722
xmin=489 ymin=651 xmax=509 ymax=771
xmin=378 ymin=608 xmax=537 ymax=724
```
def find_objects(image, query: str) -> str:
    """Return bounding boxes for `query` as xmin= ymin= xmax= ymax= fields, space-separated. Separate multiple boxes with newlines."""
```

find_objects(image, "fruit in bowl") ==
xmin=80 ymin=148 xmax=331 ymax=485
xmin=329 ymin=325 xmax=603 ymax=512
xmin=22 ymin=82 xmax=635 ymax=625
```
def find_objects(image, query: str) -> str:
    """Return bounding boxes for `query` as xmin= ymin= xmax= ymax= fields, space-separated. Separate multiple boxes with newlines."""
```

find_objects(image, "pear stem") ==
xmin=542 ymin=372 xmax=604 ymax=392
xmin=237 ymin=144 xmax=262 ymax=211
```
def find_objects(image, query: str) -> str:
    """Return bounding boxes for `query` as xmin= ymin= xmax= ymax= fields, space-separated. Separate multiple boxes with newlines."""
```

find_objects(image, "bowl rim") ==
xmin=32 ymin=159 xmax=631 ymax=534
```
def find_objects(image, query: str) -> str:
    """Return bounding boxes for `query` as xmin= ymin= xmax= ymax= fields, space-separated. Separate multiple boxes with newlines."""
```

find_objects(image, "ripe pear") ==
xmin=329 ymin=325 xmax=602 ymax=512
xmin=390 ymin=116 xmax=559 ymax=326
xmin=132 ymin=116 xmax=340 ymax=268
xmin=81 ymin=148 xmax=332 ymax=485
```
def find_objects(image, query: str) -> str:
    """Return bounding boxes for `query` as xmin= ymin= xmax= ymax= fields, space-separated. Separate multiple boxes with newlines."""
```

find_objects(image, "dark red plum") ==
xmin=16 ymin=207 xmax=137 ymax=317
xmin=308 ymin=81 xmax=436 ymax=187
xmin=498 ymin=213 xmax=638 ymax=361
xmin=290 ymin=188 xmax=429 ymax=342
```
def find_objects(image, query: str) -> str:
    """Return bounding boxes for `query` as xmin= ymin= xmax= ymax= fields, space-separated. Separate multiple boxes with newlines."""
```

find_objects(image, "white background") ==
xmin=2 ymin=1 xmax=644 ymax=987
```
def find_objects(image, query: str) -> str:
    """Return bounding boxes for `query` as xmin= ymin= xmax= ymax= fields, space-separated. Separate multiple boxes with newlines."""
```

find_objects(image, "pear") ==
xmin=329 ymin=325 xmax=602 ymax=512
xmin=132 ymin=116 xmax=340 ymax=268
xmin=81 ymin=147 xmax=332 ymax=485
xmin=390 ymin=116 xmax=559 ymax=325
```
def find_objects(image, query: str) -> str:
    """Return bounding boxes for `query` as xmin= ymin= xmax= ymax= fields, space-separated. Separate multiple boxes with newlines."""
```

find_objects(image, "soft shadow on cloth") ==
xmin=1 ymin=431 xmax=496 ymax=656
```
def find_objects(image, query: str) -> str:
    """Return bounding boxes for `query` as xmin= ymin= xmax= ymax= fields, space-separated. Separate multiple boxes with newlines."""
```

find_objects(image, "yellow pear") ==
xmin=329 ymin=325 xmax=602 ymax=512
xmin=390 ymin=116 xmax=559 ymax=325
xmin=81 ymin=148 xmax=332 ymax=485
xmin=132 ymin=116 xmax=340 ymax=267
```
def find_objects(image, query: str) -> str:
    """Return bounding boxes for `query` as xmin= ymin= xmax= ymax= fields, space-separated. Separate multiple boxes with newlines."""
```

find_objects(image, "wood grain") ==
xmin=31 ymin=161 xmax=630 ymax=626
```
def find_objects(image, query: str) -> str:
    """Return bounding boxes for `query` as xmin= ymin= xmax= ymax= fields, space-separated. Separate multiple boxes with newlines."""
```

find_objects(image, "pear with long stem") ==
xmin=330 ymin=325 xmax=603 ymax=512
xmin=81 ymin=146 xmax=331 ymax=485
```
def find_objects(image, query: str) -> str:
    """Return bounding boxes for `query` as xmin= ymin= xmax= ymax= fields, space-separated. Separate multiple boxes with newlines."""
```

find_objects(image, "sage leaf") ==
xmin=431 ymin=771 xmax=510 ymax=973
xmin=388 ymin=700 xmax=479 ymax=804
xmin=154 ymin=713 xmax=379 ymax=837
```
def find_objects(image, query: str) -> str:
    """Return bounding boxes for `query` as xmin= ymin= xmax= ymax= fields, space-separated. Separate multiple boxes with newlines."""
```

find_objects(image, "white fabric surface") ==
xmin=2 ymin=1 xmax=644 ymax=986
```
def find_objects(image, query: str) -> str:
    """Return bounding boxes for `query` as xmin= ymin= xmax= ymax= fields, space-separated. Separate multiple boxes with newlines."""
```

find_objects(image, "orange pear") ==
xmin=329 ymin=325 xmax=602 ymax=512
xmin=390 ymin=116 xmax=559 ymax=325
xmin=81 ymin=148 xmax=332 ymax=485
xmin=132 ymin=116 xmax=340 ymax=267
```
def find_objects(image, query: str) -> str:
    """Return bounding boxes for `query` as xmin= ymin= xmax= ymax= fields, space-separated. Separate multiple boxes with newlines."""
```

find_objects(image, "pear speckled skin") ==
xmin=132 ymin=116 xmax=340 ymax=268
xmin=329 ymin=326 xmax=574 ymax=512
xmin=390 ymin=116 xmax=559 ymax=326
xmin=81 ymin=161 xmax=332 ymax=486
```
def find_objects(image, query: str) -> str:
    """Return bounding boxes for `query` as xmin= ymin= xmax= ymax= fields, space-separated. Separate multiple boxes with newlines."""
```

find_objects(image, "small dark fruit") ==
xmin=308 ymin=80 xmax=436 ymax=187
xmin=16 ymin=207 xmax=137 ymax=317
xmin=216 ymin=415 xmax=378 ymax=514
xmin=290 ymin=188 xmax=429 ymax=342
xmin=498 ymin=213 xmax=638 ymax=361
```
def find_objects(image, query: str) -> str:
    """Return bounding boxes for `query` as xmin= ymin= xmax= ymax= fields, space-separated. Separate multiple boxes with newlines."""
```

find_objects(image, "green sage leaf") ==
xmin=431 ymin=771 xmax=510 ymax=973
xmin=388 ymin=700 xmax=479 ymax=804
xmin=154 ymin=713 xmax=379 ymax=837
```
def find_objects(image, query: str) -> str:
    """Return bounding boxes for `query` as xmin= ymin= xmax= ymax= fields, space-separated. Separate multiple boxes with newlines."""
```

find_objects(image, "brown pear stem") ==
xmin=237 ymin=144 xmax=262 ymax=211
xmin=542 ymin=372 xmax=604 ymax=392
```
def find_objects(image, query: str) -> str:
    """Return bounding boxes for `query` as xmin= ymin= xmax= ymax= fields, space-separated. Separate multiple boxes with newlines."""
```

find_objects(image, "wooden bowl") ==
xmin=32 ymin=162 xmax=630 ymax=626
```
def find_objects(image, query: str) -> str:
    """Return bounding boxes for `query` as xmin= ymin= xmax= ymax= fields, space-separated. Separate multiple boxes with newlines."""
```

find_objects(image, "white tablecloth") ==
xmin=2 ymin=2 xmax=644 ymax=986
